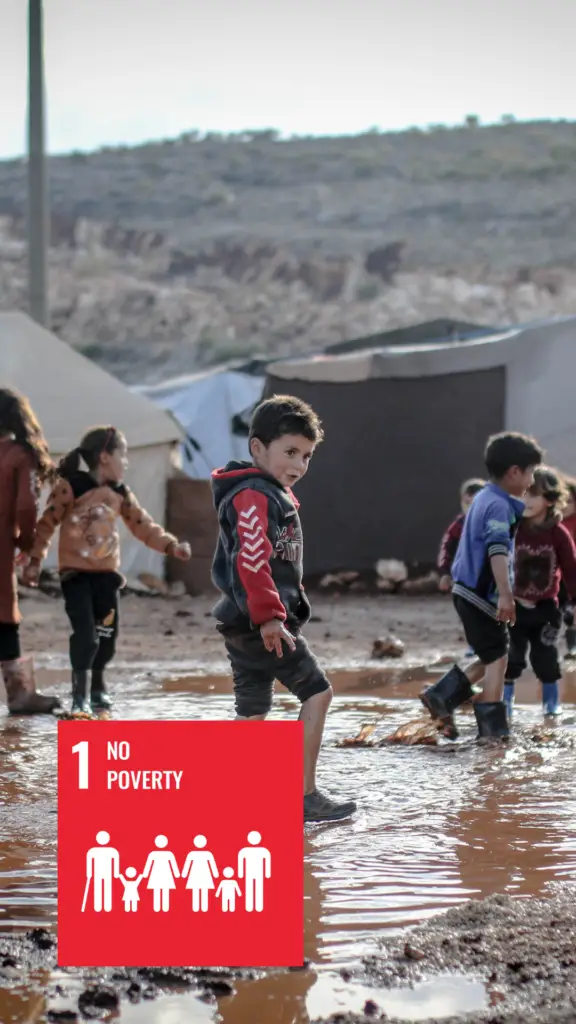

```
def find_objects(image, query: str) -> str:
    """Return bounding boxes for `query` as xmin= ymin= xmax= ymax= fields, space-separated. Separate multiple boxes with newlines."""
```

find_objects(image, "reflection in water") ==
xmin=308 ymin=974 xmax=487 ymax=1022
xmin=1 ymin=671 xmax=576 ymax=1023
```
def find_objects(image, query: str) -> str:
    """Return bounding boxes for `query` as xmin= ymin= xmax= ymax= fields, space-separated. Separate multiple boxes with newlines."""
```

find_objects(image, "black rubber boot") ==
xmin=91 ymin=669 xmax=113 ymax=715
xmin=420 ymin=665 xmax=476 ymax=740
xmin=473 ymin=701 xmax=510 ymax=741
xmin=566 ymin=627 xmax=576 ymax=659
xmin=71 ymin=670 xmax=92 ymax=718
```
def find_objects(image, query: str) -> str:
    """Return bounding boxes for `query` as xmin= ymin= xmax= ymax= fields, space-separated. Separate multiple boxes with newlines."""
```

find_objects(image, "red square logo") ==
xmin=57 ymin=721 xmax=303 ymax=967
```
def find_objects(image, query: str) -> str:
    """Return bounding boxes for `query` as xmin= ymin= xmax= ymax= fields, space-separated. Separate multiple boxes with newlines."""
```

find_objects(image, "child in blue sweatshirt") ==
xmin=421 ymin=431 xmax=544 ymax=741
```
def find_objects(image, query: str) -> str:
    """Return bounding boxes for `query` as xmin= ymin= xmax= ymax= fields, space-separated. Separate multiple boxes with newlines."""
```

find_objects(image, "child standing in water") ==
xmin=504 ymin=467 xmax=576 ymax=719
xmin=421 ymin=432 xmax=543 ymax=741
xmin=24 ymin=426 xmax=190 ymax=717
xmin=211 ymin=395 xmax=356 ymax=822
xmin=0 ymin=388 xmax=60 ymax=714
xmin=437 ymin=478 xmax=486 ymax=592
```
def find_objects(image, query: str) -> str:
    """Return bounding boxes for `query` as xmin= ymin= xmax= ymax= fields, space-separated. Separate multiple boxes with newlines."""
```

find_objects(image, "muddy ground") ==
xmin=314 ymin=890 xmax=576 ymax=1023
xmin=6 ymin=590 xmax=576 ymax=1023
xmin=5 ymin=892 xmax=576 ymax=1023
xmin=19 ymin=589 xmax=461 ymax=668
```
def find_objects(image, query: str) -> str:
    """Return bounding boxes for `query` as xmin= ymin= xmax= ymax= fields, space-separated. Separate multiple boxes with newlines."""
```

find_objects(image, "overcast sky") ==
xmin=2 ymin=0 xmax=575 ymax=158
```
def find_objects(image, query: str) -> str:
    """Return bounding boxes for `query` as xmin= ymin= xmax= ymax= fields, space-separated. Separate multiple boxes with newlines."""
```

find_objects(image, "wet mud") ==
xmin=314 ymin=890 xmax=576 ymax=1023
xmin=4 ymin=603 xmax=576 ymax=1022
xmin=0 ymin=931 xmax=254 ymax=1021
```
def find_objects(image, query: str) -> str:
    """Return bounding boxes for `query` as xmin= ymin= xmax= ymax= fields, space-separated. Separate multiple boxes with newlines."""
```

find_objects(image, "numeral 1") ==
xmin=72 ymin=740 xmax=89 ymax=789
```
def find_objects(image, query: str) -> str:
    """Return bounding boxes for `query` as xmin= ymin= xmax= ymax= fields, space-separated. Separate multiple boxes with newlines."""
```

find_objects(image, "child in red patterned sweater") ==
xmin=504 ymin=467 xmax=576 ymax=719
xmin=561 ymin=477 xmax=576 ymax=658
xmin=437 ymin=478 xmax=486 ymax=592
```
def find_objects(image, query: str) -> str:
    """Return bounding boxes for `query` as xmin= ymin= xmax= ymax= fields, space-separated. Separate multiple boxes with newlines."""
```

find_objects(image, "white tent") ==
xmin=0 ymin=312 xmax=183 ymax=578
xmin=134 ymin=365 xmax=265 ymax=479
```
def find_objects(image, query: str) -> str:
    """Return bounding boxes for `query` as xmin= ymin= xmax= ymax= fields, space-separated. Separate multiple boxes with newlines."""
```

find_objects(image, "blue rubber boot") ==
xmin=542 ymin=681 xmax=562 ymax=717
xmin=503 ymin=682 xmax=515 ymax=721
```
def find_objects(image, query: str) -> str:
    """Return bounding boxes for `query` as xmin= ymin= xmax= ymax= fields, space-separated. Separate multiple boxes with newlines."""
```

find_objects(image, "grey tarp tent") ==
xmin=265 ymin=317 xmax=576 ymax=575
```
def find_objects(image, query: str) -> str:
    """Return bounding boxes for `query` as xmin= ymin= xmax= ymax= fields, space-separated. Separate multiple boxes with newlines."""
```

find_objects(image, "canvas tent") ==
xmin=133 ymin=363 xmax=265 ymax=479
xmin=265 ymin=317 xmax=576 ymax=575
xmin=322 ymin=319 xmax=497 ymax=355
xmin=0 ymin=312 xmax=182 ymax=578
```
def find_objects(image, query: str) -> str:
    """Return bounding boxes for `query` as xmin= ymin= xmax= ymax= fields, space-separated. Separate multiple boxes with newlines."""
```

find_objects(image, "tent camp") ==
xmin=133 ymin=363 xmax=265 ymax=478
xmin=0 ymin=311 xmax=183 ymax=578
xmin=265 ymin=316 xmax=576 ymax=575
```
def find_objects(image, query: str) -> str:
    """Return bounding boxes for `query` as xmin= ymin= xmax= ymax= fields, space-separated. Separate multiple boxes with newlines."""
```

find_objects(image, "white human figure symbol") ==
xmin=84 ymin=831 xmax=120 ymax=913
xmin=181 ymin=835 xmax=219 ymax=912
xmin=215 ymin=868 xmax=242 ymax=913
xmin=237 ymin=831 xmax=271 ymax=913
xmin=118 ymin=866 xmax=144 ymax=913
xmin=142 ymin=835 xmax=180 ymax=913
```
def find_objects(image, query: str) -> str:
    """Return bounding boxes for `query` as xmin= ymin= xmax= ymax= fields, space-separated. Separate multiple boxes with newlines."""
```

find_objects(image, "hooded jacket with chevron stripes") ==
xmin=211 ymin=460 xmax=311 ymax=631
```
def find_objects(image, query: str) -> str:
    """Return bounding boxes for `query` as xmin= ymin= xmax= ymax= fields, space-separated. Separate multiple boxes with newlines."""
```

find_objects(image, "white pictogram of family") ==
xmin=82 ymin=830 xmax=272 ymax=914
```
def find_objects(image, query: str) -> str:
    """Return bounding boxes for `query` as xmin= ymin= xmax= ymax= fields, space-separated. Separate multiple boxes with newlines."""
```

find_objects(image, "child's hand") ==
xmin=438 ymin=574 xmax=452 ymax=593
xmin=172 ymin=542 xmax=191 ymax=561
xmin=260 ymin=619 xmax=296 ymax=657
xmin=22 ymin=562 xmax=40 ymax=588
xmin=497 ymin=592 xmax=516 ymax=625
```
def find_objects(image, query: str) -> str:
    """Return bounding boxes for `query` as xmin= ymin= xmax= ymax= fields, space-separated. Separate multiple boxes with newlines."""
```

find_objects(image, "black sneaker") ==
xmin=304 ymin=789 xmax=357 ymax=823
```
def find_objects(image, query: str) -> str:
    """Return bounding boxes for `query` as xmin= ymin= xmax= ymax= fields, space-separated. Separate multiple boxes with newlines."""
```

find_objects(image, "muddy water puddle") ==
xmin=3 ymin=665 xmax=576 ymax=1022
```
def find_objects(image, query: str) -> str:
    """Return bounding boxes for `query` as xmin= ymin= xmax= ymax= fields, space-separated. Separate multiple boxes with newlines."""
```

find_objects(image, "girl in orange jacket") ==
xmin=25 ymin=425 xmax=190 ymax=717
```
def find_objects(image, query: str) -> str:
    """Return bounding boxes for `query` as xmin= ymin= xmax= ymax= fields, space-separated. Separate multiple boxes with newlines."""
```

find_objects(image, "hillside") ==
xmin=1 ymin=120 xmax=576 ymax=382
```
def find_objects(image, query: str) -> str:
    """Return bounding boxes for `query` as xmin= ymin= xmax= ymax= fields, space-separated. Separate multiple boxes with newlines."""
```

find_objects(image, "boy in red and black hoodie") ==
xmin=437 ymin=478 xmax=486 ymax=592
xmin=211 ymin=395 xmax=356 ymax=824
xmin=504 ymin=467 xmax=576 ymax=718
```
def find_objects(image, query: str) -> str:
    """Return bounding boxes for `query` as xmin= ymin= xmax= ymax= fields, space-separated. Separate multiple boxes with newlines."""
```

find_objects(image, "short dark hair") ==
xmin=249 ymin=395 xmax=324 ymax=447
xmin=529 ymin=465 xmax=568 ymax=521
xmin=460 ymin=477 xmax=485 ymax=499
xmin=484 ymin=431 xmax=544 ymax=479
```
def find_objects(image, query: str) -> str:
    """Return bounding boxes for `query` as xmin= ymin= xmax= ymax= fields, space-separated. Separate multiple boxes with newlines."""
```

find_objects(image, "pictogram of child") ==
xmin=215 ymin=868 xmax=242 ymax=912
xmin=119 ymin=866 xmax=144 ymax=912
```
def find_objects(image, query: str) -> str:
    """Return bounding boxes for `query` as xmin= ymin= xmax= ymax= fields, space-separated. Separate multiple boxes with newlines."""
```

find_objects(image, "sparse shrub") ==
xmin=356 ymin=279 xmax=380 ymax=301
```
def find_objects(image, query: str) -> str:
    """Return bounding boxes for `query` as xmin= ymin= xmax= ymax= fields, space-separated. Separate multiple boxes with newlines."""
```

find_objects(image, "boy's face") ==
xmin=502 ymin=464 xmax=537 ymax=498
xmin=565 ymin=495 xmax=576 ymax=518
xmin=251 ymin=433 xmax=315 ymax=488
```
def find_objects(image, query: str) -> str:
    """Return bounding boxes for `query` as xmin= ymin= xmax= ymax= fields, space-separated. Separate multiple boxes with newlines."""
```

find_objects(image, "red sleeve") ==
xmin=232 ymin=489 xmax=287 ymax=626
xmin=437 ymin=516 xmax=464 ymax=574
xmin=556 ymin=524 xmax=576 ymax=600
xmin=14 ymin=449 xmax=39 ymax=553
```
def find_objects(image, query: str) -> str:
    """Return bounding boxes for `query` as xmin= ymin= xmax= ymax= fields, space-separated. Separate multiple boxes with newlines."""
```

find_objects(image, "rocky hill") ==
xmin=1 ymin=119 xmax=576 ymax=382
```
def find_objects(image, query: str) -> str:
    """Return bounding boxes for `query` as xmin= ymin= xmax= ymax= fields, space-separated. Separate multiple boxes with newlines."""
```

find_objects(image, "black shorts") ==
xmin=453 ymin=594 xmax=509 ymax=665
xmin=220 ymin=627 xmax=331 ymax=717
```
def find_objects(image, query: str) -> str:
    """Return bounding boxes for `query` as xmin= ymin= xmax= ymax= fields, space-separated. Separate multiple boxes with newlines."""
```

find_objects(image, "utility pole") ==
xmin=27 ymin=0 xmax=49 ymax=326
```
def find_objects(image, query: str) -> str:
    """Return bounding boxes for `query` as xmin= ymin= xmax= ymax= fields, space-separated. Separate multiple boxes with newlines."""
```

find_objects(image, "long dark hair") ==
xmin=0 ymin=387 xmax=53 ymax=484
xmin=529 ymin=465 xmax=568 ymax=522
xmin=58 ymin=426 xmax=124 ymax=481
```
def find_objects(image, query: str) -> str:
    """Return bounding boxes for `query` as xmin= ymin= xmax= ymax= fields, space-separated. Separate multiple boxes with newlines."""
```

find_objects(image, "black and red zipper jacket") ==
xmin=210 ymin=460 xmax=311 ymax=633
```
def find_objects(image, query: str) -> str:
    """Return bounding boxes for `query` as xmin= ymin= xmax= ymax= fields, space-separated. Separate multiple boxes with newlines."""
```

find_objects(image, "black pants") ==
xmin=61 ymin=572 xmax=121 ymax=672
xmin=506 ymin=600 xmax=561 ymax=684
xmin=0 ymin=623 xmax=20 ymax=662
